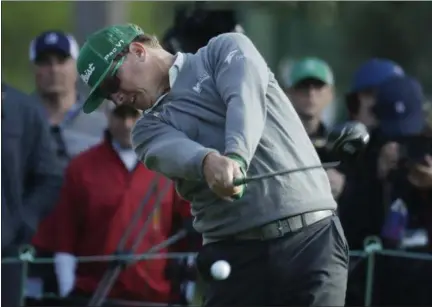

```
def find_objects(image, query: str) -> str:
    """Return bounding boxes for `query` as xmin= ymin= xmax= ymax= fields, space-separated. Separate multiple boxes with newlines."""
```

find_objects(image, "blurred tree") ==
xmin=2 ymin=1 xmax=431 ymax=97
xmin=339 ymin=1 xmax=432 ymax=90
xmin=128 ymin=1 xmax=180 ymax=38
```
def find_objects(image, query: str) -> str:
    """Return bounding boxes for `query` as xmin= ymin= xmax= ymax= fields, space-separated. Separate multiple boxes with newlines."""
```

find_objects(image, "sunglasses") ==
xmin=96 ymin=55 xmax=126 ymax=100
xmin=293 ymin=79 xmax=326 ymax=91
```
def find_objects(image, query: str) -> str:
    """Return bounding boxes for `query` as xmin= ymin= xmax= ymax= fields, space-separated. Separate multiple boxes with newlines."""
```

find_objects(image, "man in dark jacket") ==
xmin=282 ymin=57 xmax=346 ymax=200
xmin=338 ymin=59 xmax=406 ymax=250
xmin=1 ymin=83 xmax=63 ymax=306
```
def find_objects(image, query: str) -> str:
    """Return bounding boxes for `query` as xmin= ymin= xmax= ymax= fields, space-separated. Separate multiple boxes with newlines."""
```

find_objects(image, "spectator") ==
xmin=283 ymin=57 xmax=334 ymax=137
xmin=283 ymin=57 xmax=345 ymax=200
xmin=375 ymin=76 xmax=425 ymax=180
xmin=409 ymin=157 xmax=432 ymax=193
xmin=337 ymin=59 xmax=405 ymax=251
xmin=336 ymin=59 xmax=406 ymax=307
xmin=28 ymin=30 xmax=108 ymax=305
xmin=424 ymin=102 xmax=432 ymax=136
xmin=345 ymin=58 xmax=404 ymax=130
xmin=407 ymin=149 xmax=432 ymax=253
xmin=372 ymin=75 xmax=432 ymax=305
xmin=1 ymin=84 xmax=63 ymax=307
xmin=29 ymin=30 xmax=107 ymax=169
xmin=36 ymin=104 xmax=191 ymax=305
xmin=373 ymin=76 xmax=429 ymax=249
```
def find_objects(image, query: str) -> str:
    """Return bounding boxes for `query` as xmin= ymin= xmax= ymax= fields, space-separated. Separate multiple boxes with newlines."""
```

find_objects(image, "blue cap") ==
xmin=29 ymin=31 xmax=79 ymax=62
xmin=350 ymin=58 xmax=404 ymax=93
xmin=374 ymin=76 xmax=424 ymax=137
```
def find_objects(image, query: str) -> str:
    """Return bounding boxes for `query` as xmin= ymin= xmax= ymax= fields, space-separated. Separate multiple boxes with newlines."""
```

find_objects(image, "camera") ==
xmin=397 ymin=134 xmax=432 ymax=167
xmin=162 ymin=4 xmax=242 ymax=54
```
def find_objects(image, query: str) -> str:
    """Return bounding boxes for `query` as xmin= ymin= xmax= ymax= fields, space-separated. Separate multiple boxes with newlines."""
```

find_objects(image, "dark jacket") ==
xmin=337 ymin=130 xmax=385 ymax=250
xmin=1 ymin=84 xmax=63 ymax=249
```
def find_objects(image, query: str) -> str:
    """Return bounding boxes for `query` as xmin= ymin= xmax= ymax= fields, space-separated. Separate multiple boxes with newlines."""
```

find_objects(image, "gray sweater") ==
xmin=132 ymin=33 xmax=336 ymax=242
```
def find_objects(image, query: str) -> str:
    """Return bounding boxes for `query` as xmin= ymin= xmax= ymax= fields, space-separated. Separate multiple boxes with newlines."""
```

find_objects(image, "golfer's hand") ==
xmin=203 ymin=152 xmax=244 ymax=199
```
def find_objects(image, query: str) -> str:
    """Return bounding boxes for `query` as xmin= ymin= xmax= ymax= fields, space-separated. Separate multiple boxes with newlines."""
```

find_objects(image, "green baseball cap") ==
xmin=286 ymin=57 xmax=334 ymax=87
xmin=77 ymin=24 xmax=144 ymax=114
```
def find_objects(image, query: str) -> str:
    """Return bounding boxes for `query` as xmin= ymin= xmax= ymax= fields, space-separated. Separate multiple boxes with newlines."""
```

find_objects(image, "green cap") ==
xmin=77 ymin=24 xmax=144 ymax=114
xmin=286 ymin=57 xmax=334 ymax=87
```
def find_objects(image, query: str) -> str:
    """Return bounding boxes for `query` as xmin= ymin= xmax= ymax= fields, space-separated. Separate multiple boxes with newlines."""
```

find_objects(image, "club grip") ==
xmin=226 ymin=154 xmax=247 ymax=199
xmin=233 ymin=178 xmax=245 ymax=186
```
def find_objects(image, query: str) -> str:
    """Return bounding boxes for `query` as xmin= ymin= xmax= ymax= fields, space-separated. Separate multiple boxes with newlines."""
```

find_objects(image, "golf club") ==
xmin=233 ymin=121 xmax=370 ymax=186
xmin=88 ymin=178 xmax=172 ymax=307
xmin=233 ymin=161 xmax=341 ymax=186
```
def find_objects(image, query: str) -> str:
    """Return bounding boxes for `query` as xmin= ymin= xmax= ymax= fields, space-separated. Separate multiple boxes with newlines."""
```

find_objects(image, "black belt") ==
xmin=234 ymin=209 xmax=334 ymax=241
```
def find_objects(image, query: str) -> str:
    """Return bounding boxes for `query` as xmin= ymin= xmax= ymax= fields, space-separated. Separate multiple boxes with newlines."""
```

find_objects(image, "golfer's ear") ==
xmin=129 ymin=42 xmax=146 ymax=59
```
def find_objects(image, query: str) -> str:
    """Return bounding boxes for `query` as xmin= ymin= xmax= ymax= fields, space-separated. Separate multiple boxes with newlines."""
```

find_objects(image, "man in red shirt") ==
xmin=33 ymin=104 xmax=192 ymax=305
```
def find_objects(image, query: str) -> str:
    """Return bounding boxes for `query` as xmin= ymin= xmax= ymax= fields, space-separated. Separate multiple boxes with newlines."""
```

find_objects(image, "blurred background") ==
xmin=2 ymin=1 xmax=432 ymax=306
xmin=3 ymin=1 xmax=432 ymax=123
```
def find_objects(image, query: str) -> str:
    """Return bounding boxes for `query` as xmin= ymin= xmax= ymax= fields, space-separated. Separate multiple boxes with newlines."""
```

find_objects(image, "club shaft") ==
xmin=233 ymin=161 xmax=340 ymax=186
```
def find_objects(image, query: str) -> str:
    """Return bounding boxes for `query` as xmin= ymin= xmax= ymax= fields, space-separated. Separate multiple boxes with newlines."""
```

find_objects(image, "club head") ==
xmin=326 ymin=121 xmax=370 ymax=163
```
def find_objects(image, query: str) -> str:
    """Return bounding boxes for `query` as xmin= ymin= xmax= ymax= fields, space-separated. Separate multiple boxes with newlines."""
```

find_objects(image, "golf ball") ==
xmin=210 ymin=260 xmax=231 ymax=280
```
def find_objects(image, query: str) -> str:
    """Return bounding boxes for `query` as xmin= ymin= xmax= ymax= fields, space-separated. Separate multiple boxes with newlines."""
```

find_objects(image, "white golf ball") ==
xmin=210 ymin=260 xmax=231 ymax=280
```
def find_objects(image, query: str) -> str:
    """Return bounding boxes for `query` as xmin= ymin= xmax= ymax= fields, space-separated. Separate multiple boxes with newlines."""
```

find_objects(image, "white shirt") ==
xmin=112 ymin=141 xmax=137 ymax=171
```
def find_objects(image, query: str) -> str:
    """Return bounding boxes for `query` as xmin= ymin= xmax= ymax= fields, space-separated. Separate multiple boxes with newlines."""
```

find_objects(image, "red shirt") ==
xmin=33 ymin=140 xmax=191 ymax=302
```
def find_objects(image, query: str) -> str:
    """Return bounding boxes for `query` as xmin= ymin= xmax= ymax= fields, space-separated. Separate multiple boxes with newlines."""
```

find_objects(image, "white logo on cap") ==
xmin=395 ymin=101 xmax=406 ymax=114
xmin=45 ymin=33 xmax=58 ymax=45
xmin=81 ymin=63 xmax=95 ymax=84
xmin=104 ymin=40 xmax=125 ymax=61
xmin=393 ymin=66 xmax=404 ymax=76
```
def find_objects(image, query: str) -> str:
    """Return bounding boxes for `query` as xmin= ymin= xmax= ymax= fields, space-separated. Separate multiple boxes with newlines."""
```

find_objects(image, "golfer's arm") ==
xmin=211 ymin=33 xmax=269 ymax=168
xmin=132 ymin=116 xmax=218 ymax=180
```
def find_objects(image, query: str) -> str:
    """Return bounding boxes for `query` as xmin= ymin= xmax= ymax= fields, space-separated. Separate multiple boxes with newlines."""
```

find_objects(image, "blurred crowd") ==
xmin=2 ymin=6 xmax=432 ymax=307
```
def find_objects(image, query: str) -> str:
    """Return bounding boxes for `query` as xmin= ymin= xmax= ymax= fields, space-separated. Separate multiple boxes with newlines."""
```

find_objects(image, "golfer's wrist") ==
xmin=201 ymin=151 xmax=221 ymax=180
xmin=225 ymin=153 xmax=247 ymax=171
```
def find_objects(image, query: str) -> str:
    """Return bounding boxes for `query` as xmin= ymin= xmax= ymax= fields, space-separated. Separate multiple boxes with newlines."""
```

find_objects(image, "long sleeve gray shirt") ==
xmin=132 ymin=33 xmax=336 ymax=242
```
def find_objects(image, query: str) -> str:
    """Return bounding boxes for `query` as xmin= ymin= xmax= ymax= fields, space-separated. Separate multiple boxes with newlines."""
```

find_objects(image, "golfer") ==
xmin=77 ymin=24 xmax=348 ymax=306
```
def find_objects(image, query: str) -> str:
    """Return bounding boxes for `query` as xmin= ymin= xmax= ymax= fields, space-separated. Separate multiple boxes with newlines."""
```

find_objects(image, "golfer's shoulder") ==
xmin=133 ymin=112 xmax=163 ymax=129
xmin=207 ymin=33 xmax=252 ymax=55
xmin=131 ymin=112 xmax=166 ymax=142
xmin=208 ymin=32 xmax=251 ymax=48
